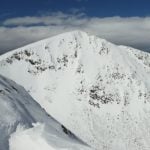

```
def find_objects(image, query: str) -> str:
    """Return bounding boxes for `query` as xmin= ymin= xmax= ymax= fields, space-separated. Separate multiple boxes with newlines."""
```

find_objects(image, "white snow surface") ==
xmin=0 ymin=74 xmax=91 ymax=150
xmin=1 ymin=30 xmax=150 ymax=150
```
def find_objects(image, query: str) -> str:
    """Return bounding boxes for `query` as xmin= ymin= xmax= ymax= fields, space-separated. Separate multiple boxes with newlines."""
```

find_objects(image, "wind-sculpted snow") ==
xmin=0 ymin=75 xmax=91 ymax=150
xmin=0 ymin=30 xmax=150 ymax=150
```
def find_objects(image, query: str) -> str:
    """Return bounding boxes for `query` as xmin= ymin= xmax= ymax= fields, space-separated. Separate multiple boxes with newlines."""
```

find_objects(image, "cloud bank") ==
xmin=0 ymin=12 xmax=150 ymax=54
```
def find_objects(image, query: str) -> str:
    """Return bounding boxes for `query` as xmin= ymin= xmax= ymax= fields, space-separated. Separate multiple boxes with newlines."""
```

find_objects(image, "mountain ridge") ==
xmin=0 ymin=74 xmax=91 ymax=150
xmin=1 ymin=30 xmax=149 ymax=57
xmin=0 ymin=30 xmax=150 ymax=150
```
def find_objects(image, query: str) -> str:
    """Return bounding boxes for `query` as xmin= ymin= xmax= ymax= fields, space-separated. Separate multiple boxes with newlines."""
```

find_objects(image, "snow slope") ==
xmin=0 ymin=74 xmax=91 ymax=150
xmin=0 ymin=30 xmax=150 ymax=150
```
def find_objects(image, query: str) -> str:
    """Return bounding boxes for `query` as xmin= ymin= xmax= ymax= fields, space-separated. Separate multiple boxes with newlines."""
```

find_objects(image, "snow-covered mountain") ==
xmin=0 ymin=74 xmax=91 ymax=150
xmin=0 ymin=30 xmax=150 ymax=150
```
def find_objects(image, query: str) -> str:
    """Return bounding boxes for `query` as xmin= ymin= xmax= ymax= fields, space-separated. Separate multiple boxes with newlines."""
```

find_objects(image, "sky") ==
xmin=0 ymin=0 xmax=150 ymax=54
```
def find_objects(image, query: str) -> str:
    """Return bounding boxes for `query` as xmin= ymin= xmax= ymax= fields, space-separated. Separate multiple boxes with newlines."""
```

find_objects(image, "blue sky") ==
xmin=0 ymin=0 xmax=150 ymax=54
xmin=1 ymin=0 xmax=150 ymax=19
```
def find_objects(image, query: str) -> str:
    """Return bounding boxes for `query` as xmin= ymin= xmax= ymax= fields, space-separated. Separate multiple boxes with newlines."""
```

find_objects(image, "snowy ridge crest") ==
xmin=0 ymin=74 xmax=91 ymax=150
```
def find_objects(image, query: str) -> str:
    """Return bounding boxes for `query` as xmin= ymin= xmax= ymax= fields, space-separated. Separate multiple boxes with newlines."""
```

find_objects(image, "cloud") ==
xmin=0 ymin=12 xmax=150 ymax=54
xmin=2 ymin=11 xmax=86 ymax=26
xmin=68 ymin=7 xmax=86 ymax=15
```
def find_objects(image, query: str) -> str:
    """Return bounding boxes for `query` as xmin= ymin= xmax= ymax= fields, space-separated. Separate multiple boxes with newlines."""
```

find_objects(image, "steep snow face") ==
xmin=0 ymin=75 xmax=91 ymax=150
xmin=0 ymin=30 xmax=150 ymax=150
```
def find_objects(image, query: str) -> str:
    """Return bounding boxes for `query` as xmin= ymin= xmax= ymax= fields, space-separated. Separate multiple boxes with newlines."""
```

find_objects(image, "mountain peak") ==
xmin=0 ymin=31 xmax=150 ymax=150
xmin=0 ymin=30 xmax=102 ymax=56
xmin=63 ymin=30 xmax=87 ymax=35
